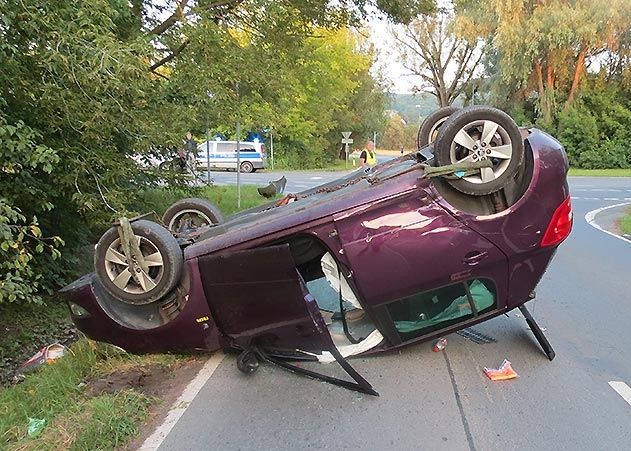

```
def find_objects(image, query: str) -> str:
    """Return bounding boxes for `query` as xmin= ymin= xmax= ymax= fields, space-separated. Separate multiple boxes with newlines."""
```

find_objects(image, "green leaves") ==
xmin=0 ymin=200 xmax=63 ymax=304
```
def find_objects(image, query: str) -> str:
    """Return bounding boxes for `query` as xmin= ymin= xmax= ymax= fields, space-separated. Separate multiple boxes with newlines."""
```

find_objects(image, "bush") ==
xmin=556 ymin=78 xmax=631 ymax=168
xmin=578 ymin=139 xmax=630 ymax=169
xmin=556 ymin=106 xmax=600 ymax=167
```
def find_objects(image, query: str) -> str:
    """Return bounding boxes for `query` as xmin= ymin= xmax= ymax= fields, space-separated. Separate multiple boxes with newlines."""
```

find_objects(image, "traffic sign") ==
xmin=342 ymin=131 xmax=352 ymax=139
xmin=342 ymin=138 xmax=353 ymax=144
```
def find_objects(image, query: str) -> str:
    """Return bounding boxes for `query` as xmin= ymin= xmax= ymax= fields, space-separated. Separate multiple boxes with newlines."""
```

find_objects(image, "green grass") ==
xmin=1 ymin=184 xmax=268 ymax=450
xmin=135 ymin=184 xmax=272 ymax=218
xmin=0 ymin=339 xmax=181 ymax=450
xmin=569 ymin=168 xmax=631 ymax=177
xmin=619 ymin=207 xmax=631 ymax=235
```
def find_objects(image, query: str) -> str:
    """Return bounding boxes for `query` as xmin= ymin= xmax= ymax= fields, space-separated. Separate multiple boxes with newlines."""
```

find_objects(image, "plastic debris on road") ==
xmin=432 ymin=337 xmax=447 ymax=352
xmin=483 ymin=359 xmax=519 ymax=381
xmin=27 ymin=417 xmax=46 ymax=437
xmin=19 ymin=343 xmax=67 ymax=373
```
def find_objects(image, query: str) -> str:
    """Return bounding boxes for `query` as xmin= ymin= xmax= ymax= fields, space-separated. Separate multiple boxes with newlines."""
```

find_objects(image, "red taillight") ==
xmin=541 ymin=196 xmax=573 ymax=247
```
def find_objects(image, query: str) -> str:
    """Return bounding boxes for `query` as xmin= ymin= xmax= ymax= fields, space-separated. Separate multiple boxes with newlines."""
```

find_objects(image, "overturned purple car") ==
xmin=62 ymin=106 xmax=572 ymax=395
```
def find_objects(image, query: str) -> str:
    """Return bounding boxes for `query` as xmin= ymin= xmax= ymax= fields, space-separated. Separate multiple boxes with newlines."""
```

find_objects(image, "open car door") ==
xmin=196 ymin=244 xmax=378 ymax=395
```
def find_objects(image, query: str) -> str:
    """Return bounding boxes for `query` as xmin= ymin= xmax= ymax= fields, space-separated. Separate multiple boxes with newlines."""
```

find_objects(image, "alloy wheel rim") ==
xmin=168 ymin=209 xmax=213 ymax=234
xmin=104 ymin=236 xmax=164 ymax=294
xmin=428 ymin=117 xmax=450 ymax=143
xmin=448 ymin=119 xmax=513 ymax=184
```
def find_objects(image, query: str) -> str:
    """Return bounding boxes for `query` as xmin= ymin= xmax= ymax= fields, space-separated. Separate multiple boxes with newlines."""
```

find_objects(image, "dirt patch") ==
xmin=84 ymin=357 xmax=204 ymax=399
xmin=85 ymin=364 xmax=171 ymax=397
xmin=121 ymin=356 xmax=208 ymax=451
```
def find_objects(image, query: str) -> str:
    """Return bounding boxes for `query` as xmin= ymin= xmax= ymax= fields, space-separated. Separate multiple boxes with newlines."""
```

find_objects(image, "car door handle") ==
xmin=463 ymin=251 xmax=488 ymax=265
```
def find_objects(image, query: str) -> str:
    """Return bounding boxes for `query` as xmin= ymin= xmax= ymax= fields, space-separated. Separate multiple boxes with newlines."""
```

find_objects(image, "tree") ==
xmin=0 ymin=0 xmax=408 ymax=304
xmin=391 ymin=4 xmax=485 ymax=107
xmin=455 ymin=0 xmax=631 ymax=123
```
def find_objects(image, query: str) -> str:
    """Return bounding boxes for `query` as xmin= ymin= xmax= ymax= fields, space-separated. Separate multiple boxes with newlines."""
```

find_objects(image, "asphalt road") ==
xmin=157 ymin=176 xmax=631 ymax=451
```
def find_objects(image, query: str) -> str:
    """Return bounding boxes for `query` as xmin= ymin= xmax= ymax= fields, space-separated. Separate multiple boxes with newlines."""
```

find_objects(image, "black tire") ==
xmin=417 ymin=106 xmax=460 ymax=148
xmin=94 ymin=220 xmax=183 ymax=305
xmin=434 ymin=105 xmax=524 ymax=196
xmin=162 ymin=198 xmax=224 ymax=237
xmin=237 ymin=350 xmax=259 ymax=374
xmin=240 ymin=161 xmax=254 ymax=173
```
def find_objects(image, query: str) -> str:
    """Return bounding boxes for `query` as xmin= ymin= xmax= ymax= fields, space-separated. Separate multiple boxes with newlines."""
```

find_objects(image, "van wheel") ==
xmin=94 ymin=220 xmax=183 ymax=305
xmin=240 ymin=161 xmax=254 ymax=173
xmin=162 ymin=198 xmax=224 ymax=238
xmin=434 ymin=106 xmax=524 ymax=196
xmin=417 ymin=106 xmax=460 ymax=148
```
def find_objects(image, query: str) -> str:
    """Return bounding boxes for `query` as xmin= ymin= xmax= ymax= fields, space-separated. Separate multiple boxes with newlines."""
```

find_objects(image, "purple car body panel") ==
xmin=61 ymin=128 xmax=571 ymax=360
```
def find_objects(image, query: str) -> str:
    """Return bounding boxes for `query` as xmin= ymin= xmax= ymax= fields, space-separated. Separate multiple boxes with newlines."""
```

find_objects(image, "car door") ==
xmin=196 ymin=243 xmax=378 ymax=394
xmin=333 ymin=188 xmax=508 ymax=344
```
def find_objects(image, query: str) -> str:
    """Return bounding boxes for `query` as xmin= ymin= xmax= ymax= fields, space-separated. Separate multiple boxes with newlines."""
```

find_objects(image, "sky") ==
xmin=367 ymin=16 xmax=417 ymax=94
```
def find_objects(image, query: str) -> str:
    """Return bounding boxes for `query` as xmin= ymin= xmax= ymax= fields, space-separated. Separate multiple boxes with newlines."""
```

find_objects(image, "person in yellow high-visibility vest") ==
xmin=360 ymin=139 xmax=377 ymax=169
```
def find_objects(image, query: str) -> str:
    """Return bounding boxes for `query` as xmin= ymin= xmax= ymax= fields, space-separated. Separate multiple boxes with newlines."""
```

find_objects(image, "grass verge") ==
xmin=1 ymin=184 xmax=272 ymax=450
xmin=0 ymin=338 xmax=189 ymax=450
xmin=135 ymin=184 xmax=272 ymax=218
xmin=569 ymin=168 xmax=631 ymax=177
xmin=619 ymin=207 xmax=631 ymax=235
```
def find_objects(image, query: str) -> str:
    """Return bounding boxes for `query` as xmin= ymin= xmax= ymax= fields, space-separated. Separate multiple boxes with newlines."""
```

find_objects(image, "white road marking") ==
xmin=609 ymin=381 xmax=631 ymax=406
xmin=138 ymin=352 xmax=225 ymax=451
xmin=310 ymin=176 xmax=323 ymax=180
xmin=573 ymin=197 xmax=624 ymax=201
xmin=584 ymin=202 xmax=631 ymax=245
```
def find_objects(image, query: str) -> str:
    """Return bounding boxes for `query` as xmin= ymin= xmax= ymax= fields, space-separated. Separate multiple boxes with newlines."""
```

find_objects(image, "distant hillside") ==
xmin=388 ymin=93 xmax=439 ymax=125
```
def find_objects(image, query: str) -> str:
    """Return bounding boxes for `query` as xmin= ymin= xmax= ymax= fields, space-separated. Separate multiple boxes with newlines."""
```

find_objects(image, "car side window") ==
xmin=386 ymin=279 xmax=497 ymax=341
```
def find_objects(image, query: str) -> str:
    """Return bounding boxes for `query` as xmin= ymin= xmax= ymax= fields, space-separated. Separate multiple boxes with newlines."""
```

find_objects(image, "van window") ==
xmin=216 ymin=142 xmax=233 ymax=152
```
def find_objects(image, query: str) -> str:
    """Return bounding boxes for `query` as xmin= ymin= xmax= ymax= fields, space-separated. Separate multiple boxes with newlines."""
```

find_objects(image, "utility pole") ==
xmin=235 ymin=83 xmax=241 ymax=209
xmin=206 ymin=119 xmax=210 ymax=185
xmin=270 ymin=128 xmax=274 ymax=171
xmin=236 ymin=120 xmax=241 ymax=209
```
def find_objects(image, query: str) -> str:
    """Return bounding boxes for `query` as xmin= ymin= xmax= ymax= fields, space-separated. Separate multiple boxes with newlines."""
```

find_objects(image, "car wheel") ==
xmin=417 ymin=106 xmax=460 ymax=148
xmin=162 ymin=198 xmax=224 ymax=237
xmin=94 ymin=220 xmax=183 ymax=305
xmin=237 ymin=350 xmax=259 ymax=374
xmin=240 ymin=161 xmax=254 ymax=173
xmin=434 ymin=106 xmax=524 ymax=196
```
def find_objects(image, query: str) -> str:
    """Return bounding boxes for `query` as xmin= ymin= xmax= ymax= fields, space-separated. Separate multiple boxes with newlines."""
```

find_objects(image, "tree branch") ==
xmin=150 ymin=0 xmax=190 ymax=35
xmin=149 ymin=39 xmax=190 ymax=71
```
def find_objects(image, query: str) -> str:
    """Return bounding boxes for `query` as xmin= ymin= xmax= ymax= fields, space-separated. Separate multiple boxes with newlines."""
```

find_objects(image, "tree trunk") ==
xmin=546 ymin=64 xmax=554 ymax=90
xmin=535 ymin=61 xmax=544 ymax=97
xmin=535 ymin=61 xmax=552 ymax=123
xmin=566 ymin=48 xmax=586 ymax=108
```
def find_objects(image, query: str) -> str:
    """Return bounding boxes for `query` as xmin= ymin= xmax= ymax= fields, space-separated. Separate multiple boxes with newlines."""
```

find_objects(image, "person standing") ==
xmin=184 ymin=131 xmax=198 ymax=158
xmin=178 ymin=131 xmax=197 ymax=170
xmin=359 ymin=139 xmax=377 ymax=169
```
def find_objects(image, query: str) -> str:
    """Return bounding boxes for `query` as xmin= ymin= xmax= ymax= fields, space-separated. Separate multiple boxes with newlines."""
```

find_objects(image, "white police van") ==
xmin=196 ymin=140 xmax=267 ymax=173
